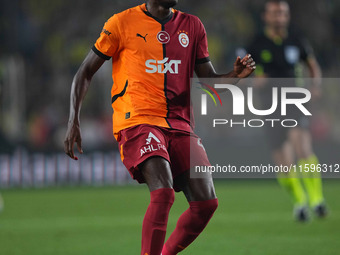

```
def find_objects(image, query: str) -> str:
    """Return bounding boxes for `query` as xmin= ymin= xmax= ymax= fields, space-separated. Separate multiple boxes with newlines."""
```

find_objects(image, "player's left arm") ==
xmin=195 ymin=54 xmax=256 ymax=79
xmin=195 ymin=54 xmax=256 ymax=93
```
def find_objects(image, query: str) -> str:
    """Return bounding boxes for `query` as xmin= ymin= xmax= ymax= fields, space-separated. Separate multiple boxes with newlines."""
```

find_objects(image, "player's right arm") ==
xmin=64 ymin=50 xmax=105 ymax=160
xmin=64 ymin=14 xmax=120 ymax=160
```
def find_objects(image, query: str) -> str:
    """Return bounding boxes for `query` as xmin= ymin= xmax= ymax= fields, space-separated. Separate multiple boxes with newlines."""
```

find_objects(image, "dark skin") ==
xmin=64 ymin=0 xmax=255 ymax=201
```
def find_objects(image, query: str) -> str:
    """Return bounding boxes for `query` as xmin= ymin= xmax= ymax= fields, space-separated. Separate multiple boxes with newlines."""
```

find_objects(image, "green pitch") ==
xmin=0 ymin=180 xmax=339 ymax=255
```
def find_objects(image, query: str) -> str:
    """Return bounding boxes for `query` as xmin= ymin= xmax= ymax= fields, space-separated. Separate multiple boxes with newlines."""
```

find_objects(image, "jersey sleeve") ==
xmin=93 ymin=15 xmax=122 ymax=60
xmin=195 ymin=18 xmax=210 ymax=65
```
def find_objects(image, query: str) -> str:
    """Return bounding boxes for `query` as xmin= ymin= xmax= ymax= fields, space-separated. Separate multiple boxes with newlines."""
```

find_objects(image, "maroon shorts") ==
xmin=117 ymin=124 xmax=210 ymax=188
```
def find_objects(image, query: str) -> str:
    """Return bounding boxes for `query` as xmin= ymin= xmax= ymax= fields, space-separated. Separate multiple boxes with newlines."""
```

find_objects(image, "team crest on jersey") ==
xmin=284 ymin=46 xmax=300 ymax=64
xmin=157 ymin=31 xmax=170 ymax=44
xmin=178 ymin=31 xmax=189 ymax=48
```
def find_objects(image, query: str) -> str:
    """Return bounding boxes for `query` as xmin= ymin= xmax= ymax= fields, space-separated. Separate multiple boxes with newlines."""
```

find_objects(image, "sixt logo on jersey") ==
xmin=145 ymin=58 xmax=181 ymax=74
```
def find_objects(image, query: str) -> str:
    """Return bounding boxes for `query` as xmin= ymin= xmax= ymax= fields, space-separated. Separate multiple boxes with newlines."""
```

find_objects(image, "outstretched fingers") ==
xmin=241 ymin=54 xmax=256 ymax=70
xmin=64 ymin=137 xmax=79 ymax=160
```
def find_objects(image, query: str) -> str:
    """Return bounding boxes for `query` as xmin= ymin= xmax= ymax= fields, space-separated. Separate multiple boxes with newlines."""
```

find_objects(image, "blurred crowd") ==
xmin=1 ymin=0 xmax=340 ymax=153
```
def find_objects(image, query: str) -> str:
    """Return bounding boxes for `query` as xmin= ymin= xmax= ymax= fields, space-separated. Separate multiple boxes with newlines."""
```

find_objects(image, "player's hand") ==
xmin=64 ymin=121 xmax=83 ymax=160
xmin=233 ymin=54 xmax=256 ymax=78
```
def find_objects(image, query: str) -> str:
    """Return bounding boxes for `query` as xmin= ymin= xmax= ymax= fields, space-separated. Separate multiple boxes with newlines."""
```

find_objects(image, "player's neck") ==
xmin=146 ymin=2 xmax=173 ymax=20
xmin=265 ymin=26 xmax=288 ymax=40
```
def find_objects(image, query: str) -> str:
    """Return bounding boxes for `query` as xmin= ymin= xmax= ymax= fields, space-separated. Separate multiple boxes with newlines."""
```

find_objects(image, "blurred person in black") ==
xmin=247 ymin=0 xmax=327 ymax=221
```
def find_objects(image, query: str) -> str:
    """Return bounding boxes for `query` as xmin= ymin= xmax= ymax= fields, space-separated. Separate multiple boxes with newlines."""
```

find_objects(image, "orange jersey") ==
xmin=93 ymin=4 xmax=209 ymax=139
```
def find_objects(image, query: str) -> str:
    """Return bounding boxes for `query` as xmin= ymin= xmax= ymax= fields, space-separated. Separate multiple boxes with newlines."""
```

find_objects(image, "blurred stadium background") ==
xmin=0 ymin=0 xmax=340 ymax=254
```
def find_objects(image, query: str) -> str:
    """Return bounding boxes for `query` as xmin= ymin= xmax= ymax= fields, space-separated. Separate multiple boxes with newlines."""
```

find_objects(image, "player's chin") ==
xmin=160 ymin=0 xmax=178 ymax=9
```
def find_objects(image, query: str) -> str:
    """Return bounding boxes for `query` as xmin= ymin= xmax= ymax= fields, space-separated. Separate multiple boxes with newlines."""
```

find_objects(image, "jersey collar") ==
xmin=140 ymin=3 xmax=175 ymax=25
